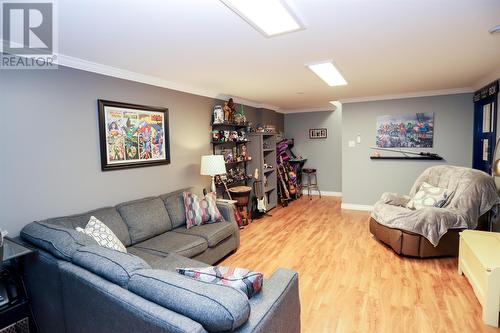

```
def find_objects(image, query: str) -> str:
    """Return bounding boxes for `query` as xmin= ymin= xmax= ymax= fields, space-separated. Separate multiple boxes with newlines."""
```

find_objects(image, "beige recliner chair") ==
xmin=370 ymin=165 xmax=500 ymax=257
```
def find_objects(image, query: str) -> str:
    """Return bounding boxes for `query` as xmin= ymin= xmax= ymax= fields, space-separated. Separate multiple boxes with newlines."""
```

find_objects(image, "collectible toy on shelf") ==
xmin=223 ymin=98 xmax=237 ymax=123
xmin=212 ymin=130 xmax=221 ymax=142
xmin=213 ymin=105 xmax=224 ymax=124
xmin=229 ymin=131 xmax=239 ymax=141
xmin=250 ymin=124 xmax=277 ymax=134
xmin=238 ymin=130 xmax=247 ymax=142
xmin=233 ymin=104 xmax=247 ymax=125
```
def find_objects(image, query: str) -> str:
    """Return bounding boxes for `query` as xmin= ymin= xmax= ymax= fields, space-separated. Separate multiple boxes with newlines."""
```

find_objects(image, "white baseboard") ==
xmin=301 ymin=190 xmax=342 ymax=197
xmin=341 ymin=203 xmax=374 ymax=211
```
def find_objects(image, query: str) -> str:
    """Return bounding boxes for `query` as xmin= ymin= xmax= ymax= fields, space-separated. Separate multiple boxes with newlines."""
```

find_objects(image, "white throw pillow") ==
xmin=406 ymin=182 xmax=453 ymax=210
xmin=76 ymin=216 xmax=127 ymax=253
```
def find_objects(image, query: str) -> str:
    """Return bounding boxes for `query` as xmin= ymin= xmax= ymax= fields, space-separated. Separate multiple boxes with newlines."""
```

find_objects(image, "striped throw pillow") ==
xmin=177 ymin=266 xmax=263 ymax=298
xmin=183 ymin=192 xmax=223 ymax=229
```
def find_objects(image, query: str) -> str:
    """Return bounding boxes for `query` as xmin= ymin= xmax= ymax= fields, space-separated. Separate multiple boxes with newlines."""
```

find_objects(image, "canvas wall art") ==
xmin=376 ymin=112 xmax=434 ymax=148
xmin=98 ymin=100 xmax=170 ymax=171
xmin=309 ymin=128 xmax=328 ymax=139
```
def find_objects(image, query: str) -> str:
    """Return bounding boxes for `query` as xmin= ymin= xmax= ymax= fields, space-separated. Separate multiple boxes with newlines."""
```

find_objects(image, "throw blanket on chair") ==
xmin=371 ymin=165 xmax=500 ymax=246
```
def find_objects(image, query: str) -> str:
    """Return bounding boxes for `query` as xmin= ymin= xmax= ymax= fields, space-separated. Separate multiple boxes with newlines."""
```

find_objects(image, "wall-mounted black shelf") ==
xmin=211 ymin=140 xmax=250 ymax=145
xmin=225 ymin=160 xmax=249 ymax=166
xmin=212 ymin=122 xmax=249 ymax=128
xmin=370 ymin=156 xmax=443 ymax=160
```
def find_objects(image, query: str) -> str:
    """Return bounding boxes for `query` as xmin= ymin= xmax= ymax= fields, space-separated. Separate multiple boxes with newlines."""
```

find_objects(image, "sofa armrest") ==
xmin=58 ymin=262 xmax=207 ymax=333
xmin=235 ymin=268 xmax=300 ymax=333
xmin=217 ymin=201 xmax=240 ymax=247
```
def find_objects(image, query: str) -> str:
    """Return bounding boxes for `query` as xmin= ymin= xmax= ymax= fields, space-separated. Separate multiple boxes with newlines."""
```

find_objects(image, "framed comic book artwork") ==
xmin=98 ymin=100 xmax=170 ymax=171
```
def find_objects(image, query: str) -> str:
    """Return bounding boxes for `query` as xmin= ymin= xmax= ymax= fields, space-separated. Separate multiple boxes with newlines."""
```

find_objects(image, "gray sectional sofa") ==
xmin=20 ymin=187 xmax=300 ymax=333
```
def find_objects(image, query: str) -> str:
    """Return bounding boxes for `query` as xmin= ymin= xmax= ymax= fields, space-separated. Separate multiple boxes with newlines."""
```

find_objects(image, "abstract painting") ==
xmin=376 ymin=113 xmax=434 ymax=148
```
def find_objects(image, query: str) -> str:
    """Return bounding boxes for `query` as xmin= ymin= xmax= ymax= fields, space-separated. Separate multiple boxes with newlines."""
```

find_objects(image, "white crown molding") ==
xmin=281 ymin=106 xmax=336 ymax=114
xmin=339 ymin=87 xmax=474 ymax=104
xmin=53 ymin=53 xmax=282 ymax=111
xmin=301 ymin=190 xmax=342 ymax=197
xmin=340 ymin=203 xmax=373 ymax=211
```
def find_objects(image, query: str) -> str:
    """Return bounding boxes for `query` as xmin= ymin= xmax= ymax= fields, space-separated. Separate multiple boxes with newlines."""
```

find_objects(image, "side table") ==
xmin=1 ymin=237 xmax=38 ymax=333
xmin=458 ymin=230 xmax=500 ymax=327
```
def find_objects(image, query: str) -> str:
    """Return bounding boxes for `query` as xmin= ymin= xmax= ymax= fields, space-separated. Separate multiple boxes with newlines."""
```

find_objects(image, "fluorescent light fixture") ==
xmin=307 ymin=61 xmax=348 ymax=87
xmin=220 ymin=0 xmax=304 ymax=37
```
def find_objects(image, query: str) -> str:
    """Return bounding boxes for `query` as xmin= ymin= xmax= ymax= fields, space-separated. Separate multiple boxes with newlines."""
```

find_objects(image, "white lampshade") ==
xmin=200 ymin=155 xmax=226 ymax=176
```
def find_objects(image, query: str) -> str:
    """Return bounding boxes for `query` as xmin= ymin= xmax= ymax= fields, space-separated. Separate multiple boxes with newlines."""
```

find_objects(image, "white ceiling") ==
xmin=58 ymin=0 xmax=500 ymax=111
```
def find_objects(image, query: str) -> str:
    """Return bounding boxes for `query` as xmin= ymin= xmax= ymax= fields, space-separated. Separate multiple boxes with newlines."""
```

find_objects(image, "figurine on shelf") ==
xmin=212 ymin=130 xmax=221 ymax=142
xmin=238 ymin=130 xmax=246 ymax=142
xmin=227 ymin=98 xmax=236 ymax=122
xmin=223 ymin=130 xmax=230 ymax=142
xmin=233 ymin=104 xmax=246 ymax=125
xmin=218 ymin=130 xmax=225 ymax=142
xmin=213 ymin=105 xmax=224 ymax=124
xmin=223 ymin=101 xmax=232 ymax=123
xmin=241 ymin=145 xmax=249 ymax=160
xmin=224 ymin=152 xmax=233 ymax=163
xmin=229 ymin=131 xmax=238 ymax=142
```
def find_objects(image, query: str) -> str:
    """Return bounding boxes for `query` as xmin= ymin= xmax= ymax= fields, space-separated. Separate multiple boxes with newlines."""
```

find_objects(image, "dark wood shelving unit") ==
xmin=211 ymin=121 xmax=250 ymax=196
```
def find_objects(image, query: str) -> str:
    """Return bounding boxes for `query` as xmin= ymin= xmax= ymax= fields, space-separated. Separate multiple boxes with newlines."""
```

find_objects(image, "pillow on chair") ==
xmin=406 ymin=182 xmax=453 ymax=210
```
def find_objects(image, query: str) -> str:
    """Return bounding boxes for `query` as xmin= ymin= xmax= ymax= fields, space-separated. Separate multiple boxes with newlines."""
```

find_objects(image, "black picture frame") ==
xmin=98 ymin=99 xmax=170 ymax=171
xmin=309 ymin=128 xmax=327 ymax=139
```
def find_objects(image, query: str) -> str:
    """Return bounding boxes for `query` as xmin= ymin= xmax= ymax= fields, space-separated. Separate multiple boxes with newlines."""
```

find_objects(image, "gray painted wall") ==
xmin=342 ymin=93 xmax=474 ymax=206
xmin=284 ymin=109 xmax=342 ymax=193
xmin=0 ymin=66 xmax=283 ymax=235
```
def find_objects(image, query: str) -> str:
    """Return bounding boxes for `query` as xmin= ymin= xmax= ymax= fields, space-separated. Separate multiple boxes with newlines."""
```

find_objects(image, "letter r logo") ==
xmin=2 ymin=2 xmax=53 ymax=55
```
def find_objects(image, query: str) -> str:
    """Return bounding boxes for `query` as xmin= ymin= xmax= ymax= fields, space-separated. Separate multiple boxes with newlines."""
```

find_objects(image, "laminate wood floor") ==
xmin=220 ymin=196 xmax=500 ymax=333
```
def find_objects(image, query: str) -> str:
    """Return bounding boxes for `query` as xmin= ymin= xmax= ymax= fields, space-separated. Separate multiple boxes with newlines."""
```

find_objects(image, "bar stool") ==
xmin=302 ymin=168 xmax=321 ymax=200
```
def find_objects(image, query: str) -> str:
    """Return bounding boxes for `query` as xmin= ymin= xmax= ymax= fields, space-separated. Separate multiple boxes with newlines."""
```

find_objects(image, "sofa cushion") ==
xmin=128 ymin=269 xmax=250 ymax=332
xmin=42 ymin=207 xmax=132 ymax=246
xmin=131 ymin=232 xmax=208 ymax=258
xmin=127 ymin=249 xmax=210 ymax=271
xmin=21 ymin=221 xmax=97 ymax=260
xmin=172 ymin=221 xmax=234 ymax=248
xmin=152 ymin=253 xmax=211 ymax=271
xmin=117 ymin=197 xmax=172 ymax=244
xmin=160 ymin=188 xmax=191 ymax=229
xmin=72 ymin=245 xmax=150 ymax=288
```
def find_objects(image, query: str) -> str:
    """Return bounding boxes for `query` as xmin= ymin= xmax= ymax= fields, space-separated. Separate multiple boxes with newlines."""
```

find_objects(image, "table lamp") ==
xmin=200 ymin=155 xmax=227 ymax=193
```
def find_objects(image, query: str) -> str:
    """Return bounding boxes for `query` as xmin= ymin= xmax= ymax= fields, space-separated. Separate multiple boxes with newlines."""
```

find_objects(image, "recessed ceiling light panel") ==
xmin=307 ymin=61 xmax=348 ymax=87
xmin=220 ymin=0 xmax=304 ymax=37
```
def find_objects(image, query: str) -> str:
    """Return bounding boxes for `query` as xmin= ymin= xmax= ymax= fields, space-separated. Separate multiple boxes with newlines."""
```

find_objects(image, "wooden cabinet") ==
xmin=247 ymin=133 xmax=277 ymax=211
xmin=458 ymin=230 xmax=500 ymax=327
